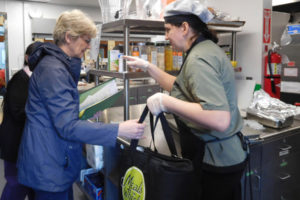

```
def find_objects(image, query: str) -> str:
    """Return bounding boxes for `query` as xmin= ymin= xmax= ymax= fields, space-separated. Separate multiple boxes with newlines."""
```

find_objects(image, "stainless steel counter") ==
xmin=99 ymin=104 xmax=300 ymax=200
xmin=242 ymin=118 xmax=300 ymax=140
xmin=98 ymin=103 xmax=300 ymax=150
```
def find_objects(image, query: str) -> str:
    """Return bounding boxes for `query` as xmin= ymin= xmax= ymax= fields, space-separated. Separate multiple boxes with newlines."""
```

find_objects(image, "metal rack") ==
xmin=90 ymin=19 xmax=244 ymax=121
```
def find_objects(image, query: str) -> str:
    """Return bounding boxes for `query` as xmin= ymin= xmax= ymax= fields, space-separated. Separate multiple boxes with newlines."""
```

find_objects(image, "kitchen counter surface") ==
xmin=97 ymin=104 xmax=300 ymax=153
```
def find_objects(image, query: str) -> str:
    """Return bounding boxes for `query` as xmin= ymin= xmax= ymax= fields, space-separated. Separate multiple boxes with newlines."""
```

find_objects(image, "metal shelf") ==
xmin=89 ymin=69 xmax=150 ymax=79
xmin=89 ymin=69 xmax=178 ymax=79
xmin=102 ymin=19 xmax=245 ymax=34
xmin=102 ymin=19 xmax=165 ymax=35
xmin=208 ymin=25 xmax=243 ymax=32
xmin=100 ymin=19 xmax=244 ymax=121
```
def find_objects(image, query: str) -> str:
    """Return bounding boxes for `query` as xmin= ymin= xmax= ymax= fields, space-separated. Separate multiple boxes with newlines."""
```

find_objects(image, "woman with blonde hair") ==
xmin=17 ymin=10 xmax=145 ymax=200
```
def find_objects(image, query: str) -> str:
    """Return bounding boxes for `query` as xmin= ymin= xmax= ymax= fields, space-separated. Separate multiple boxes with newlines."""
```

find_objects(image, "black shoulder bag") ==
xmin=118 ymin=106 xmax=196 ymax=200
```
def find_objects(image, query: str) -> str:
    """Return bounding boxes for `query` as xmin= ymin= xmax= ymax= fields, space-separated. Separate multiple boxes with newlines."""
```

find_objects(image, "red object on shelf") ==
xmin=264 ymin=50 xmax=282 ymax=99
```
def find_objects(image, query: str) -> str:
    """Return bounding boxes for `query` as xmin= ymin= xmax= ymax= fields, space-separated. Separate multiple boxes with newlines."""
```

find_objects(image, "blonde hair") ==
xmin=53 ymin=9 xmax=97 ymax=46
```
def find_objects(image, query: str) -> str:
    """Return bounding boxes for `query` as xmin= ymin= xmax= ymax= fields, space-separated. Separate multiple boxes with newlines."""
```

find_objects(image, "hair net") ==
xmin=164 ymin=0 xmax=214 ymax=23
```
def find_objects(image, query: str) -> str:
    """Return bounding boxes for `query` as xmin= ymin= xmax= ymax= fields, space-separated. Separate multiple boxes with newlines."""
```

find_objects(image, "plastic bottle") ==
xmin=130 ymin=43 xmax=139 ymax=72
xmin=156 ymin=42 xmax=165 ymax=71
xmin=164 ymin=41 xmax=173 ymax=71
xmin=137 ymin=42 xmax=147 ymax=61
xmin=131 ymin=45 xmax=139 ymax=57
xmin=177 ymin=51 xmax=183 ymax=69
xmin=172 ymin=46 xmax=178 ymax=70
xmin=146 ymin=42 xmax=157 ymax=66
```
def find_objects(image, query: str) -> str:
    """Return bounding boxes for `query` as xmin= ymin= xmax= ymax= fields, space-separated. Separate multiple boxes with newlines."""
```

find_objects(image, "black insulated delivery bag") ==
xmin=117 ymin=106 xmax=195 ymax=200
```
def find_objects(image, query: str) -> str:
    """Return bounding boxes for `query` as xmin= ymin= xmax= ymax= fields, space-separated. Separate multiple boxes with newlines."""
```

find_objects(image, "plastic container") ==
xmin=122 ymin=0 xmax=138 ymax=19
xmin=164 ymin=41 xmax=173 ymax=71
xmin=130 ymin=43 xmax=139 ymax=72
xmin=177 ymin=51 xmax=183 ymax=69
xmin=137 ymin=42 xmax=147 ymax=61
xmin=98 ymin=0 xmax=124 ymax=23
xmin=118 ymin=53 xmax=124 ymax=72
xmin=84 ymin=172 xmax=104 ymax=200
xmin=172 ymin=47 xmax=178 ymax=71
xmin=129 ymin=42 xmax=136 ymax=55
xmin=146 ymin=42 xmax=157 ymax=66
xmin=131 ymin=45 xmax=139 ymax=57
xmin=156 ymin=42 xmax=165 ymax=70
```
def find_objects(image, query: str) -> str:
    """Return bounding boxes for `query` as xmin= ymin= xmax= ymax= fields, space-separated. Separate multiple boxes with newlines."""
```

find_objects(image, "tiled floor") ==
xmin=0 ymin=159 xmax=88 ymax=200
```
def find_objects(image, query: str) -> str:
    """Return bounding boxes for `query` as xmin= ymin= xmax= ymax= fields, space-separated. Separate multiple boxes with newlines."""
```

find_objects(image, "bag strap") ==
xmin=149 ymin=112 xmax=158 ymax=152
xmin=130 ymin=106 xmax=178 ymax=157
xmin=156 ymin=112 xmax=178 ymax=156
xmin=130 ymin=106 xmax=149 ymax=150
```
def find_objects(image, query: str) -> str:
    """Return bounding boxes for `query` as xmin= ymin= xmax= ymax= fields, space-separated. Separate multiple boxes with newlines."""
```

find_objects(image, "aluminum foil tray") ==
xmin=247 ymin=112 xmax=294 ymax=129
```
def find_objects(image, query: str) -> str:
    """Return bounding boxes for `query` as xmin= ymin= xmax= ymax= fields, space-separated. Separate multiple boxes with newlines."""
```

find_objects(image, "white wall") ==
xmin=0 ymin=1 xmax=25 ymax=77
xmin=207 ymin=0 xmax=272 ymax=84
xmin=0 ymin=0 xmax=100 ymax=78
xmin=23 ymin=2 xmax=101 ymax=49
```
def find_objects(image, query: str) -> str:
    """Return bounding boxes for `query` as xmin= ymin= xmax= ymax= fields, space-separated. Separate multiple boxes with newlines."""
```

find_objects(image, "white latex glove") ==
xmin=123 ymin=56 xmax=150 ymax=71
xmin=147 ymin=93 xmax=167 ymax=116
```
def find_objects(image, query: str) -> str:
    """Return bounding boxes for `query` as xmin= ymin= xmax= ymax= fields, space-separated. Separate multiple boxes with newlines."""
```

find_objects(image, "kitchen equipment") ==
xmin=247 ymin=110 xmax=294 ymax=128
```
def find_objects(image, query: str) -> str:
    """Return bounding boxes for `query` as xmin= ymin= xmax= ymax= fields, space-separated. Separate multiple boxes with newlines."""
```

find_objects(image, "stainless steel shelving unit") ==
xmin=90 ymin=19 xmax=245 ymax=120
xmin=208 ymin=23 xmax=244 ymax=62
xmin=99 ymin=19 xmax=166 ymax=120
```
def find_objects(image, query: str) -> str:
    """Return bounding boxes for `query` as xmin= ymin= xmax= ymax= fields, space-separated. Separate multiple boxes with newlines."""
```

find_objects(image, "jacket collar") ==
xmin=28 ymin=42 xmax=81 ymax=84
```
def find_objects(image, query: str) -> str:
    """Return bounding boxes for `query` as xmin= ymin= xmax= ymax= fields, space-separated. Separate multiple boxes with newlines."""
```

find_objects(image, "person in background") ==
xmin=124 ymin=1 xmax=247 ymax=199
xmin=0 ymin=42 xmax=38 ymax=200
xmin=0 ymin=68 xmax=6 ymax=96
xmin=17 ymin=10 xmax=145 ymax=200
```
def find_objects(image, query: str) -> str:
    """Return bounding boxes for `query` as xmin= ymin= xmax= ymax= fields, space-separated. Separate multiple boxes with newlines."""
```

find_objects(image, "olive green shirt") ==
xmin=171 ymin=40 xmax=246 ymax=167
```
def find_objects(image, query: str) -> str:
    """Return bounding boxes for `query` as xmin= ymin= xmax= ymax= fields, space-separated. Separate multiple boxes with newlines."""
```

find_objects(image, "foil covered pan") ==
xmin=247 ymin=90 xmax=299 ymax=128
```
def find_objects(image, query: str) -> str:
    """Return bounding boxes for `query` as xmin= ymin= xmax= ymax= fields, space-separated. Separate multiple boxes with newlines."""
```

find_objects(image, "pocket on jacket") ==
xmin=42 ymin=127 xmax=68 ymax=167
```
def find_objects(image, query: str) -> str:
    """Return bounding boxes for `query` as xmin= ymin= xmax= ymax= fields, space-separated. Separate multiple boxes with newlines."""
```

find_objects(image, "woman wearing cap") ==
xmin=124 ymin=0 xmax=247 ymax=199
xmin=17 ymin=10 xmax=145 ymax=200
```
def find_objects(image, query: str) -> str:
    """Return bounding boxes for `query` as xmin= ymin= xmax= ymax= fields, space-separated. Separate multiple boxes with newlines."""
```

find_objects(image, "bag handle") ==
xmin=130 ymin=106 xmax=178 ymax=157
xmin=156 ymin=112 xmax=178 ymax=156
xmin=130 ymin=106 xmax=149 ymax=150
xmin=149 ymin=112 xmax=158 ymax=152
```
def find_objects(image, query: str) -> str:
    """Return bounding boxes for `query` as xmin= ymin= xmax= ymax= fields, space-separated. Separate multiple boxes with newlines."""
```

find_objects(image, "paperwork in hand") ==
xmin=79 ymin=79 xmax=118 ymax=111
xmin=79 ymin=78 xmax=121 ymax=120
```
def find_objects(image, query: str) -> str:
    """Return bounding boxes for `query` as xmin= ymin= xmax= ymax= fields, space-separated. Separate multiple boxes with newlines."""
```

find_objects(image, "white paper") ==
xmin=79 ymin=79 xmax=118 ymax=111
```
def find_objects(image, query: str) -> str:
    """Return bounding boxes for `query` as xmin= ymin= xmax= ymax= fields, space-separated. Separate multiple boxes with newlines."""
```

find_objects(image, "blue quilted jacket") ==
xmin=17 ymin=42 xmax=118 ymax=192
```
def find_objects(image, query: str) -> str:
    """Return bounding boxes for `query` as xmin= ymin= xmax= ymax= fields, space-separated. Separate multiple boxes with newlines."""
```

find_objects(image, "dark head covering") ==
xmin=24 ymin=42 xmax=41 ymax=66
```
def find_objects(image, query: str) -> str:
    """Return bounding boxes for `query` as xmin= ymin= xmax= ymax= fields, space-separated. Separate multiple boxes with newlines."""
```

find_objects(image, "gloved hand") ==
xmin=147 ymin=93 xmax=168 ymax=116
xmin=123 ymin=56 xmax=150 ymax=71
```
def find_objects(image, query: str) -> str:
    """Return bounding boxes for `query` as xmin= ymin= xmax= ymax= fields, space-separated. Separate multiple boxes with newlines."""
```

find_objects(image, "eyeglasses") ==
xmin=81 ymin=36 xmax=91 ymax=45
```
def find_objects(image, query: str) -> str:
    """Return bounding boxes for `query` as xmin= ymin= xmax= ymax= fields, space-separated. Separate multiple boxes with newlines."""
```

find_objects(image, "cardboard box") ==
xmin=108 ymin=50 xmax=120 ymax=71
xmin=84 ymin=172 xmax=104 ymax=200
xmin=0 ymin=16 xmax=4 ymax=26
